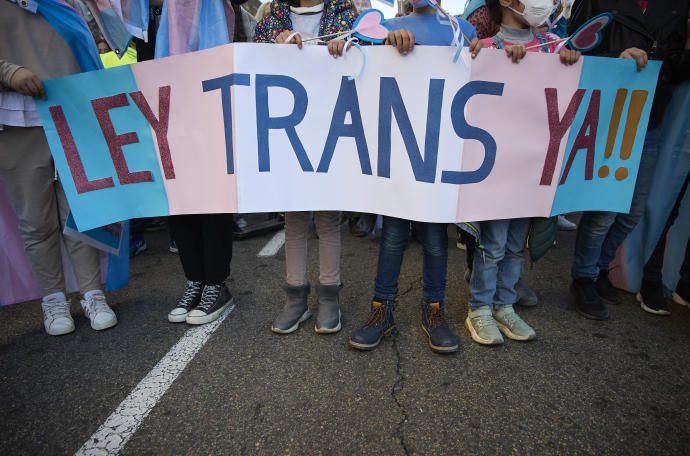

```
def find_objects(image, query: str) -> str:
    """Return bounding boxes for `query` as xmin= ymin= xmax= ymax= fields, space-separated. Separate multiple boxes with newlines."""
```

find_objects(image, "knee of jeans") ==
xmin=478 ymin=246 xmax=505 ymax=264
xmin=423 ymin=243 xmax=447 ymax=258
xmin=579 ymin=212 xmax=617 ymax=236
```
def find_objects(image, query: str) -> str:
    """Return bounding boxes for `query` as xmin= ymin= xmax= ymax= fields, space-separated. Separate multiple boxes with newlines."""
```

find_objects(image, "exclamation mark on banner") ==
xmin=598 ymin=89 xmax=648 ymax=180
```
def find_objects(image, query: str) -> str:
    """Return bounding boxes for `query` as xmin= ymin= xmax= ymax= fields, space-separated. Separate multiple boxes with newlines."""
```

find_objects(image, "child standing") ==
xmin=255 ymin=0 xmax=358 ymax=334
xmin=465 ymin=0 xmax=580 ymax=345
xmin=348 ymin=0 xmax=482 ymax=354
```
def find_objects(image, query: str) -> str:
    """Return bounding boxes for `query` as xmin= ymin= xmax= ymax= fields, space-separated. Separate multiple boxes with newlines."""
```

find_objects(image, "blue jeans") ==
xmin=469 ymin=218 xmax=530 ymax=310
xmin=572 ymin=129 xmax=660 ymax=279
xmin=374 ymin=216 xmax=448 ymax=302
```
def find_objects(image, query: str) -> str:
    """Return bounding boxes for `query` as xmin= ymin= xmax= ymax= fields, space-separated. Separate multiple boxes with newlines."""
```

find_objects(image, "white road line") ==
xmin=74 ymin=303 xmax=236 ymax=456
xmin=257 ymin=229 xmax=285 ymax=257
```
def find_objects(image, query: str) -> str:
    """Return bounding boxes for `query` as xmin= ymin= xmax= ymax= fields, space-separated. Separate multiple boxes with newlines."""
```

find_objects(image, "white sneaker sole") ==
xmin=90 ymin=315 xmax=118 ymax=331
xmin=465 ymin=317 xmax=503 ymax=345
xmin=495 ymin=321 xmax=536 ymax=341
xmin=186 ymin=297 xmax=234 ymax=325
xmin=271 ymin=309 xmax=312 ymax=334
xmin=636 ymin=293 xmax=671 ymax=316
xmin=672 ymin=292 xmax=689 ymax=307
xmin=168 ymin=311 xmax=188 ymax=323
xmin=45 ymin=321 xmax=75 ymax=336
xmin=315 ymin=310 xmax=342 ymax=334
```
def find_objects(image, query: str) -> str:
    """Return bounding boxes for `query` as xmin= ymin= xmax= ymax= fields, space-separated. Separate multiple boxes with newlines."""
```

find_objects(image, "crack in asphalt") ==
xmin=390 ymin=277 xmax=422 ymax=456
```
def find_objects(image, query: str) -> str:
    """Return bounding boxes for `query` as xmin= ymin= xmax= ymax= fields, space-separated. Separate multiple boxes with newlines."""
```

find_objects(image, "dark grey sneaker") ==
xmin=315 ymin=282 xmax=342 ymax=334
xmin=638 ymin=279 xmax=670 ymax=316
xmin=186 ymin=283 xmax=233 ymax=325
xmin=272 ymin=283 xmax=311 ymax=334
xmin=168 ymin=280 xmax=202 ymax=323
xmin=571 ymin=278 xmax=610 ymax=320
xmin=596 ymin=269 xmax=621 ymax=304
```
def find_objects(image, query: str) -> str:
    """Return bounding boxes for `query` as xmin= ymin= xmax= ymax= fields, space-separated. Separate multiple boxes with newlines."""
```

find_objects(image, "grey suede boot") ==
xmin=271 ymin=283 xmax=311 ymax=334
xmin=315 ymin=282 xmax=342 ymax=334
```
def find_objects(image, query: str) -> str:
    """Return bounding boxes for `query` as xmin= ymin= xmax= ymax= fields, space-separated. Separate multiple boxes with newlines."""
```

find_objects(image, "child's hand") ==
xmin=276 ymin=30 xmax=303 ymax=49
xmin=559 ymin=48 xmax=581 ymax=66
xmin=469 ymin=38 xmax=482 ymax=59
xmin=9 ymin=68 xmax=46 ymax=99
xmin=505 ymin=44 xmax=526 ymax=63
xmin=385 ymin=29 xmax=414 ymax=55
xmin=619 ymin=47 xmax=648 ymax=71
xmin=328 ymin=39 xmax=347 ymax=58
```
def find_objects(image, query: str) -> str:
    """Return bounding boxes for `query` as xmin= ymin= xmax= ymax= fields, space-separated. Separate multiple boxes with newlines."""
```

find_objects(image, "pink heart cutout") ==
xmin=353 ymin=9 xmax=389 ymax=41
xmin=570 ymin=16 xmax=609 ymax=51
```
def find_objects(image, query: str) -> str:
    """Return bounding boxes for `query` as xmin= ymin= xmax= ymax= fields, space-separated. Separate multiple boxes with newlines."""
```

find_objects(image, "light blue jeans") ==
xmin=469 ymin=218 xmax=530 ymax=310
xmin=572 ymin=129 xmax=660 ymax=279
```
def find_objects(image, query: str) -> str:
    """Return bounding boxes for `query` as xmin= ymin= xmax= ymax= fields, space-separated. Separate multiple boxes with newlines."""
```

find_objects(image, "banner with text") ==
xmin=34 ymin=44 xmax=661 ymax=231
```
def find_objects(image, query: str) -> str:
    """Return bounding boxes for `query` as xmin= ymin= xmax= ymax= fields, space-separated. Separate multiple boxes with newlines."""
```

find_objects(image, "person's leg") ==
xmin=495 ymin=218 xmax=530 ymax=308
xmin=350 ymin=216 xmax=407 ymax=350
xmin=674 ymin=243 xmax=690 ymax=306
xmin=284 ymin=211 xmax=311 ymax=286
xmin=0 ymin=127 xmax=74 ymax=335
xmin=186 ymin=213 xmax=234 ymax=325
xmin=314 ymin=211 xmax=341 ymax=286
xmin=372 ymin=216 xmax=410 ymax=300
xmin=313 ymin=211 xmax=342 ymax=333
xmin=599 ymin=129 xmax=662 ymax=272
xmin=417 ymin=222 xmax=457 ymax=353
xmin=493 ymin=218 xmax=536 ymax=341
xmin=466 ymin=220 xmax=509 ymax=345
xmin=0 ymin=127 xmax=66 ymax=296
xmin=570 ymin=211 xmax=616 ymax=320
xmin=273 ymin=211 xmax=312 ymax=333
xmin=167 ymin=215 xmax=205 ymax=322
xmin=168 ymin=214 xmax=204 ymax=282
xmin=199 ymin=213 xmax=233 ymax=285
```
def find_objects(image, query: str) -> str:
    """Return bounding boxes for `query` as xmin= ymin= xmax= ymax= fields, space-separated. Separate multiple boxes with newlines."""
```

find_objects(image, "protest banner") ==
xmin=33 ymin=44 xmax=661 ymax=232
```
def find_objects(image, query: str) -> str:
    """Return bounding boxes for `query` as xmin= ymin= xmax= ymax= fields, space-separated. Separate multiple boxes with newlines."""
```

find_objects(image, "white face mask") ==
xmin=509 ymin=0 xmax=554 ymax=28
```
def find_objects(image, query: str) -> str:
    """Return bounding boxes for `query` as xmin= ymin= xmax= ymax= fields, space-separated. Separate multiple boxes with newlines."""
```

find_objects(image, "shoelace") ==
xmin=197 ymin=285 xmax=220 ymax=312
xmin=473 ymin=314 xmax=494 ymax=329
xmin=365 ymin=304 xmax=391 ymax=333
xmin=43 ymin=302 xmax=70 ymax=320
xmin=88 ymin=295 xmax=110 ymax=315
xmin=498 ymin=311 xmax=519 ymax=329
xmin=427 ymin=305 xmax=447 ymax=329
xmin=178 ymin=281 xmax=202 ymax=308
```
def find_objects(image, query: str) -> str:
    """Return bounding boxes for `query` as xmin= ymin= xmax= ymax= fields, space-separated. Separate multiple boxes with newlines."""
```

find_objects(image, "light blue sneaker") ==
xmin=465 ymin=306 xmax=503 ymax=345
xmin=493 ymin=305 xmax=536 ymax=341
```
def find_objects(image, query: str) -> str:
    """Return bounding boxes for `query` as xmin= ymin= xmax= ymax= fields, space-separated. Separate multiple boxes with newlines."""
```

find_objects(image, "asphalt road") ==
xmin=1 ymin=220 xmax=689 ymax=455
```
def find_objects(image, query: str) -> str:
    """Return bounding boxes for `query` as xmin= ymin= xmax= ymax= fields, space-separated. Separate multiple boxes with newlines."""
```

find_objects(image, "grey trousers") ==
xmin=0 ymin=126 xmax=100 ymax=296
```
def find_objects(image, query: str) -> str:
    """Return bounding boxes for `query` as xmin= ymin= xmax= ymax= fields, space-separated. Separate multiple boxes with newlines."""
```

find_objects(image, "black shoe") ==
xmin=168 ymin=280 xmax=203 ymax=323
xmin=350 ymin=299 xmax=395 ymax=350
xmin=638 ymin=280 xmax=670 ymax=316
xmin=186 ymin=283 xmax=234 ymax=325
xmin=571 ymin=278 xmax=610 ymax=320
xmin=596 ymin=270 xmax=621 ymax=304
xmin=421 ymin=301 xmax=459 ymax=353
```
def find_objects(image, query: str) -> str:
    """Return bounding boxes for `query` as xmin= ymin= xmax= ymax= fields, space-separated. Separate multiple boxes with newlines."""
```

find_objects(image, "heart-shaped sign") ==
xmin=352 ymin=9 xmax=389 ymax=44
xmin=568 ymin=12 xmax=613 ymax=52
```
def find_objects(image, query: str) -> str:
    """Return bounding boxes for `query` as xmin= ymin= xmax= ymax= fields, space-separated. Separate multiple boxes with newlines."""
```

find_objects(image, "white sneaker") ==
xmin=80 ymin=293 xmax=117 ymax=330
xmin=672 ymin=291 xmax=689 ymax=307
xmin=42 ymin=300 xmax=75 ymax=336
xmin=557 ymin=215 xmax=577 ymax=231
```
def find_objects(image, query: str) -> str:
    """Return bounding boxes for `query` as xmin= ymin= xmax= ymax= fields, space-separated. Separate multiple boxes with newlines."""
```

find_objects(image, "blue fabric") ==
xmin=462 ymin=0 xmax=485 ymax=20
xmin=572 ymin=129 xmax=661 ymax=279
xmin=155 ymin=0 xmax=233 ymax=58
xmin=374 ymin=217 xmax=448 ymax=302
xmin=36 ymin=0 xmax=103 ymax=72
xmin=469 ymin=218 xmax=530 ymax=309
xmin=383 ymin=12 xmax=477 ymax=46
xmin=105 ymin=221 xmax=130 ymax=291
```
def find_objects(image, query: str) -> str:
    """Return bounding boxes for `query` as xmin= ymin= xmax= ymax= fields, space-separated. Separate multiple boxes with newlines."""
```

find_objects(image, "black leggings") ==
xmin=168 ymin=214 xmax=234 ymax=285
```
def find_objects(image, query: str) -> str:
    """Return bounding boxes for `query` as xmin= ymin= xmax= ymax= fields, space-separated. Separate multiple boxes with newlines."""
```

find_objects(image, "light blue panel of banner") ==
xmin=550 ymin=56 xmax=661 ymax=216
xmin=35 ymin=66 xmax=169 ymax=231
